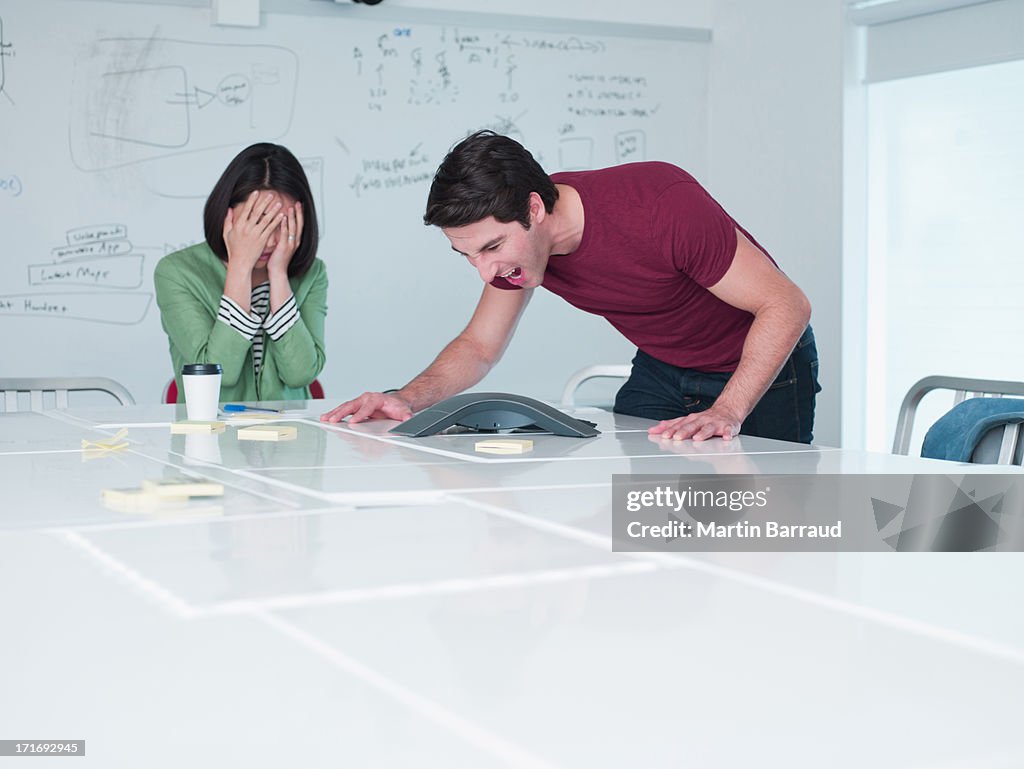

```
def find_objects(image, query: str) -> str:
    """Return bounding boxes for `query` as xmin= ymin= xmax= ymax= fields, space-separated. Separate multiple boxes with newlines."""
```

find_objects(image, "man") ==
xmin=322 ymin=130 xmax=820 ymax=443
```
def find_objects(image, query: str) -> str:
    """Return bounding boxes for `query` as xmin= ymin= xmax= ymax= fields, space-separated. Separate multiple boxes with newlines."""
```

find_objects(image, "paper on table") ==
xmin=237 ymin=425 xmax=298 ymax=442
xmin=141 ymin=477 xmax=224 ymax=498
xmin=81 ymin=428 xmax=129 ymax=456
xmin=474 ymin=438 xmax=534 ymax=455
xmin=171 ymin=421 xmax=226 ymax=434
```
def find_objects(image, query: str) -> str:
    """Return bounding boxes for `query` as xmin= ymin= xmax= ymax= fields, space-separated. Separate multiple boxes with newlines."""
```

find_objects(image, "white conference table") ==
xmin=2 ymin=401 xmax=1023 ymax=769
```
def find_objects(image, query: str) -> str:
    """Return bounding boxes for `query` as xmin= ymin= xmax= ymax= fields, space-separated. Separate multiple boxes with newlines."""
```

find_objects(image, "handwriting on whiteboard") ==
xmin=0 ymin=173 xmax=21 ymax=197
xmin=0 ymin=223 xmax=150 ymax=323
xmin=353 ymin=28 xmax=617 ymax=116
xmin=0 ymin=293 xmax=152 ymax=324
xmin=350 ymin=144 xmax=433 ymax=198
xmin=0 ymin=15 xmax=14 ymax=107
xmin=29 ymin=256 xmax=144 ymax=289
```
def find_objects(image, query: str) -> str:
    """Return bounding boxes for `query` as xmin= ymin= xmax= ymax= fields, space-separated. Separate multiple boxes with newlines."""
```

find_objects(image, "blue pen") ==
xmin=223 ymin=404 xmax=283 ymax=414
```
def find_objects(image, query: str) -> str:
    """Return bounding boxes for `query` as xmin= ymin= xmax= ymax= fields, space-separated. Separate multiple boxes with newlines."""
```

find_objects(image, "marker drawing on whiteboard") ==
xmin=69 ymin=38 xmax=298 ymax=173
xmin=349 ymin=145 xmax=432 ymax=199
xmin=1 ymin=223 xmax=151 ymax=323
xmin=0 ymin=293 xmax=153 ymax=325
xmin=0 ymin=16 xmax=15 ymax=106
xmin=0 ymin=173 xmax=21 ymax=198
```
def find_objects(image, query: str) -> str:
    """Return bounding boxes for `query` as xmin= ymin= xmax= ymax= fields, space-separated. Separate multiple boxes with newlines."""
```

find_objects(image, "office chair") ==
xmin=893 ymin=375 xmax=1024 ymax=464
xmin=0 ymin=377 xmax=136 ymax=413
xmin=560 ymin=364 xmax=631 ymax=407
xmin=163 ymin=378 xmax=325 ymax=403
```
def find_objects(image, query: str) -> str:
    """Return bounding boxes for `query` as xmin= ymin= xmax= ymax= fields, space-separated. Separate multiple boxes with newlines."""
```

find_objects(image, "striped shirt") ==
xmin=217 ymin=282 xmax=300 ymax=377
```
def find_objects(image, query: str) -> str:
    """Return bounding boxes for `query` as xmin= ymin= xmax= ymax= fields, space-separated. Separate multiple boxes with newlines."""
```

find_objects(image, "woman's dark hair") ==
xmin=424 ymin=130 xmax=558 ymax=229
xmin=204 ymin=143 xmax=319 ymax=278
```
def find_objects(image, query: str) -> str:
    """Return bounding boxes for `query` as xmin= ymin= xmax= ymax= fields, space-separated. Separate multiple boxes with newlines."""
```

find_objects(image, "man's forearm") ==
xmin=395 ymin=335 xmax=496 ymax=413
xmin=713 ymin=303 xmax=810 ymax=422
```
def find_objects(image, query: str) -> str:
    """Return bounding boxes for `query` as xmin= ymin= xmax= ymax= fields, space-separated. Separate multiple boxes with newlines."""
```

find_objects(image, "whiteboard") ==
xmin=0 ymin=0 xmax=709 ymax=405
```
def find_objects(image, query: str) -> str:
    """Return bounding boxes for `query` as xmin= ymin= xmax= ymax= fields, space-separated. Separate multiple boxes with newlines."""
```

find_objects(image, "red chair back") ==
xmin=165 ymin=378 xmax=322 ymax=402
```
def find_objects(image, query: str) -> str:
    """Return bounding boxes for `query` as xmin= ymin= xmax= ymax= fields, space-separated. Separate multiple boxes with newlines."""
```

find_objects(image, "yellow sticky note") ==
xmin=101 ymin=487 xmax=165 ymax=513
xmin=228 ymin=412 xmax=281 ymax=421
xmin=81 ymin=428 xmax=130 ymax=456
xmin=237 ymin=425 xmax=298 ymax=442
xmin=171 ymin=420 xmax=226 ymax=434
xmin=474 ymin=439 xmax=534 ymax=455
xmin=141 ymin=478 xmax=225 ymax=498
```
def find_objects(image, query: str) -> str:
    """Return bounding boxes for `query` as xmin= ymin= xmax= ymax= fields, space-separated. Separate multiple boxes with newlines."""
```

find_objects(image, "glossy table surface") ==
xmin=2 ymin=402 xmax=1023 ymax=768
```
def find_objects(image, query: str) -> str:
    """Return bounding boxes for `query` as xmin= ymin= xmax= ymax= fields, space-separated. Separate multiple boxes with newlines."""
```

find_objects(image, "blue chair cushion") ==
xmin=921 ymin=397 xmax=1024 ymax=462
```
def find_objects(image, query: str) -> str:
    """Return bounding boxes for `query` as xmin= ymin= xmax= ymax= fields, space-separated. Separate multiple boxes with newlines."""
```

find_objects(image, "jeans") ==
xmin=613 ymin=326 xmax=821 ymax=444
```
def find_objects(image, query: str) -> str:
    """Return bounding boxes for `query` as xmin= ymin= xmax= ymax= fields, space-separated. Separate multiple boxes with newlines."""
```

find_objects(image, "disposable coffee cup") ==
xmin=181 ymin=363 xmax=222 ymax=421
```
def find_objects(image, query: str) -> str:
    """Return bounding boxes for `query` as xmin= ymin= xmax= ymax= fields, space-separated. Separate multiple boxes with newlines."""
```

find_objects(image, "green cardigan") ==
xmin=154 ymin=243 xmax=328 ymax=403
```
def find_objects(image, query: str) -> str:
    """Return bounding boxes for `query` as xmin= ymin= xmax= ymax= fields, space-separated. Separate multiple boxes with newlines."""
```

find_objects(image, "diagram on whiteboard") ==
xmin=0 ymin=15 xmax=15 ymax=107
xmin=0 ymin=224 xmax=152 ymax=324
xmin=0 ymin=291 xmax=151 ymax=325
xmin=69 ymin=38 xmax=298 ymax=171
xmin=615 ymin=130 xmax=647 ymax=163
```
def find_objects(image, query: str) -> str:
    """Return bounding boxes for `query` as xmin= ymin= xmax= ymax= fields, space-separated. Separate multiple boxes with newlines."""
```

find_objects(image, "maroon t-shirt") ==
xmin=491 ymin=162 xmax=775 ymax=372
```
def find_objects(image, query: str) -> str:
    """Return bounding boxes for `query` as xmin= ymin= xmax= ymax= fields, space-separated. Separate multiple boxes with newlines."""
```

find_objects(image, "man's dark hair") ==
xmin=423 ymin=130 xmax=558 ymax=229
xmin=203 ymin=143 xmax=319 ymax=278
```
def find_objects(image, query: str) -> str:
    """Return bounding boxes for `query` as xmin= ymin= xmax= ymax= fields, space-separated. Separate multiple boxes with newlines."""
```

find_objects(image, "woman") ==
xmin=155 ymin=143 xmax=327 ymax=403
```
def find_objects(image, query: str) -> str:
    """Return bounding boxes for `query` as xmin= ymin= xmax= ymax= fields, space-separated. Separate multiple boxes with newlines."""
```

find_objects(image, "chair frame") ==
xmin=1 ymin=377 xmax=136 ymax=412
xmin=560 ymin=365 xmax=631 ymax=407
xmin=892 ymin=375 xmax=1024 ymax=458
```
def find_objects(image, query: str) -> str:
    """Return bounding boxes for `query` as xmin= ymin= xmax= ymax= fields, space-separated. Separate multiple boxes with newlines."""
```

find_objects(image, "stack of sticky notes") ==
xmin=81 ymin=428 xmax=129 ymax=460
xmin=474 ymin=438 xmax=534 ymax=455
xmin=101 ymin=475 xmax=224 ymax=514
xmin=141 ymin=477 xmax=225 ymax=498
xmin=101 ymin=487 xmax=168 ymax=514
xmin=237 ymin=425 xmax=298 ymax=442
xmin=171 ymin=420 xmax=226 ymax=434
xmin=226 ymin=411 xmax=282 ymax=422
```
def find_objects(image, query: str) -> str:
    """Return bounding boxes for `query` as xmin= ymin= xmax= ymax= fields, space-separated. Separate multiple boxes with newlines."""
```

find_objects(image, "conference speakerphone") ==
xmin=389 ymin=392 xmax=600 ymax=438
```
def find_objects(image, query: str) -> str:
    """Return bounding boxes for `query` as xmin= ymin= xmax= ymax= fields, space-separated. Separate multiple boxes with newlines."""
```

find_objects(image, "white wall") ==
xmin=98 ymin=0 xmax=714 ymax=28
xmin=344 ymin=0 xmax=714 ymax=28
xmin=705 ymin=0 xmax=845 ymax=447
